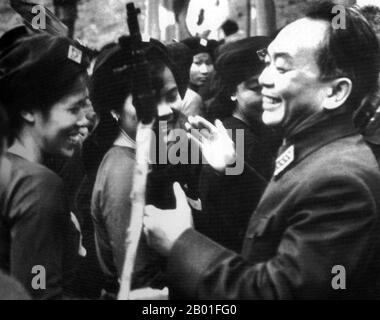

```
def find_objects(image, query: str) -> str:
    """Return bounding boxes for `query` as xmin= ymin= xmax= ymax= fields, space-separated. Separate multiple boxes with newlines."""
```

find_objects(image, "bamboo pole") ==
xmin=117 ymin=121 xmax=154 ymax=300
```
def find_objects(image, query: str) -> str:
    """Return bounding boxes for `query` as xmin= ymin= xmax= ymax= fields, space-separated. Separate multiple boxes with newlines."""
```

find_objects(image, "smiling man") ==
xmin=143 ymin=1 xmax=380 ymax=299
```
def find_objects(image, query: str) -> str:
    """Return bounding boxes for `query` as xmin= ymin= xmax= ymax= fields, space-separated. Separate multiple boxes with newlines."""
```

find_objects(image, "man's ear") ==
xmin=20 ymin=110 xmax=35 ymax=123
xmin=323 ymin=77 xmax=353 ymax=110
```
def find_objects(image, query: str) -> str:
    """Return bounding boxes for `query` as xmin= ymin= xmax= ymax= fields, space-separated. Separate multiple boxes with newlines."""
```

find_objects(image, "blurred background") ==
xmin=0 ymin=0 xmax=379 ymax=50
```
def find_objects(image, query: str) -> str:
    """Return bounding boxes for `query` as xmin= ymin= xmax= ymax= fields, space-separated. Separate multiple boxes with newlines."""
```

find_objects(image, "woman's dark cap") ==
xmin=215 ymin=36 xmax=272 ymax=89
xmin=90 ymin=36 xmax=185 ymax=117
xmin=180 ymin=37 xmax=219 ymax=61
xmin=0 ymin=33 xmax=91 ymax=116
xmin=166 ymin=42 xmax=193 ymax=90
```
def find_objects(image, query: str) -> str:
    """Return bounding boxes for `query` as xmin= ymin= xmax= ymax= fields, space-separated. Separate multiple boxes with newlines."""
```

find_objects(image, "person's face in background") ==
xmin=234 ymin=73 xmax=263 ymax=124
xmin=78 ymin=101 xmax=99 ymax=144
xmin=157 ymin=66 xmax=182 ymax=143
xmin=31 ymin=75 xmax=90 ymax=158
xmin=113 ymin=66 xmax=181 ymax=143
xmin=190 ymin=53 xmax=214 ymax=87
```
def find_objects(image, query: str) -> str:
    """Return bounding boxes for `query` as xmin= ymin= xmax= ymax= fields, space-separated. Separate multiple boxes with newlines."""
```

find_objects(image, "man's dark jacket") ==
xmin=197 ymin=116 xmax=280 ymax=252
xmin=167 ymin=111 xmax=380 ymax=299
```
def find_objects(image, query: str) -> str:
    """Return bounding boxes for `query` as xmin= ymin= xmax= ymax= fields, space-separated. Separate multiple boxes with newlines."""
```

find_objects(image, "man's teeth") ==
xmin=263 ymin=96 xmax=281 ymax=104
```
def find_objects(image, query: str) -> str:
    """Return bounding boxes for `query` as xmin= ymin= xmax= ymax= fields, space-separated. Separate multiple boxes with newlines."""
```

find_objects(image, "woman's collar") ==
xmin=113 ymin=129 xmax=136 ymax=149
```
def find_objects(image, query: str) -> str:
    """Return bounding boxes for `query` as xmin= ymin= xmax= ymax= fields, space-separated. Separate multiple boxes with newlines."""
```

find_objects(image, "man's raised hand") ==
xmin=186 ymin=116 xmax=236 ymax=172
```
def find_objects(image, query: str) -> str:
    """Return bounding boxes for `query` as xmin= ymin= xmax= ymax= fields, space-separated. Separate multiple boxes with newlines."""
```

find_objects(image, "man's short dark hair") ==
xmin=306 ymin=1 xmax=380 ymax=109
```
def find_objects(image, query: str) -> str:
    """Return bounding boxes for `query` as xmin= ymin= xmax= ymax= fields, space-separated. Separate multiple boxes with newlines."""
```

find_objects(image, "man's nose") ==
xmin=259 ymin=66 xmax=274 ymax=88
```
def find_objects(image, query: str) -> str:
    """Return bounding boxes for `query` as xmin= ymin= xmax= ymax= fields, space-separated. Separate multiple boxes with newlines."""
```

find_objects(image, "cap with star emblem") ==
xmin=0 ymin=33 xmax=91 ymax=123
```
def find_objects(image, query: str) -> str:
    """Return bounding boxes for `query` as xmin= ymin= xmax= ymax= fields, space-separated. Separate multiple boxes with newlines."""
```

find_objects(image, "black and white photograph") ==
xmin=1 ymin=0 xmax=380 ymax=305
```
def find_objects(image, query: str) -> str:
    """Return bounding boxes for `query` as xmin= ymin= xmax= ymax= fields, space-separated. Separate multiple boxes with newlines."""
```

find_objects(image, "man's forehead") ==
xmin=269 ymin=18 xmax=329 ymax=58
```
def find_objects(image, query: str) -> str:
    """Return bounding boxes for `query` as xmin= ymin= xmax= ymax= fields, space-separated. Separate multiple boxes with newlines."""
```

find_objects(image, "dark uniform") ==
xmin=197 ymin=37 xmax=281 ymax=252
xmin=166 ymin=111 xmax=380 ymax=299
xmin=198 ymin=116 xmax=279 ymax=252
xmin=0 ymin=270 xmax=30 ymax=300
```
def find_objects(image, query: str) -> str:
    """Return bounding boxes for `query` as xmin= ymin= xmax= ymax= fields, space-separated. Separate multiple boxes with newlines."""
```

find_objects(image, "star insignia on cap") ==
xmin=68 ymin=45 xmax=83 ymax=64
xmin=200 ymin=38 xmax=208 ymax=47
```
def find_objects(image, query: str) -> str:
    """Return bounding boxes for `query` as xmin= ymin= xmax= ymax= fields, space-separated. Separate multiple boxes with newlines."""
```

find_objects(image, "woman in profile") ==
xmin=89 ymin=37 xmax=197 ymax=298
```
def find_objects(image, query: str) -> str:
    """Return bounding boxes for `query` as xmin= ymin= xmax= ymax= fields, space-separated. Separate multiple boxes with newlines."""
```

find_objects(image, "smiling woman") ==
xmin=88 ymin=37 xmax=195 ymax=298
xmin=0 ymin=33 xmax=91 ymax=299
xmin=35 ymin=75 xmax=90 ymax=158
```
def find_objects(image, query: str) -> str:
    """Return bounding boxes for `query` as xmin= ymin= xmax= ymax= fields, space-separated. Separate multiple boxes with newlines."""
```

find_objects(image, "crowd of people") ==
xmin=1 ymin=0 xmax=380 ymax=300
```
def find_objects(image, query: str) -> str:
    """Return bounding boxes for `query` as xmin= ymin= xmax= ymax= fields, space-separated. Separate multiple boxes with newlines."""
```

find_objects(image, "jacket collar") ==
xmin=274 ymin=110 xmax=359 ymax=179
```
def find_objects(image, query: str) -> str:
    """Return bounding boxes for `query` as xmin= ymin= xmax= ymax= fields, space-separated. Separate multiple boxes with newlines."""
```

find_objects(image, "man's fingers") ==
xmin=186 ymin=121 xmax=213 ymax=141
xmin=187 ymin=126 xmax=203 ymax=141
xmin=143 ymin=215 xmax=152 ymax=229
xmin=215 ymin=119 xmax=230 ymax=139
xmin=187 ymin=116 xmax=200 ymax=130
xmin=143 ymin=214 xmax=158 ymax=236
xmin=173 ymin=182 xmax=188 ymax=210
xmin=189 ymin=115 xmax=217 ymax=135
xmin=145 ymin=205 xmax=161 ymax=217
xmin=215 ymin=119 xmax=225 ymax=133
xmin=187 ymin=132 xmax=203 ymax=151
xmin=142 ymin=218 xmax=153 ymax=248
xmin=199 ymin=128 xmax=212 ymax=141
xmin=142 ymin=224 xmax=150 ymax=242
